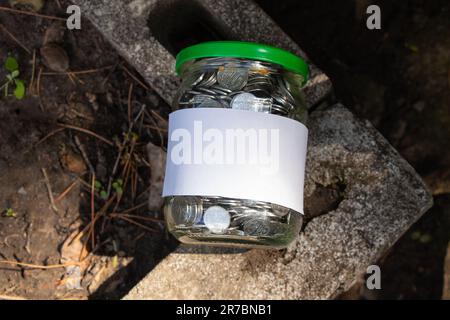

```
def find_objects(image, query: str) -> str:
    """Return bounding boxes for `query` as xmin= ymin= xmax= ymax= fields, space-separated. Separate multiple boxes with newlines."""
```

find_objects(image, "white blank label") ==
xmin=162 ymin=108 xmax=308 ymax=214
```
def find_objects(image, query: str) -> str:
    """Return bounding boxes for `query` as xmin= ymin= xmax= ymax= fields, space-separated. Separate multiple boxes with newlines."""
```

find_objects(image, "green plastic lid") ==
xmin=175 ymin=41 xmax=309 ymax=84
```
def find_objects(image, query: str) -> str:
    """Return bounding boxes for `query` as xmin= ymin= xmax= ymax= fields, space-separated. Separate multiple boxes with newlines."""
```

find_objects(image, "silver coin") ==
xmin=230 ymin=92 xmax=271 ymax=112
xmin=242 ymin=216 xmax=271 ymax=236
xmin=190 ymin=95 xmax=220 ymax=108
xmin=271 ymin=203 xmax=290 ymax=217
xmin=199 ymin=71 xmax=217 ymax=87
xmin=198 ymin=98 xmax=222 ymax=108
xmin=203 ymin=206 xmax=231 ymax=234
xmin=217 ymin=67 xmax=248 ymax=91
xmin=190 ymin=93 xmax=213 ymax=101
xmin=182 ymin=72 xmax=204 ymax=88
xmin=170 ymin=197 xmax=203 ymax=226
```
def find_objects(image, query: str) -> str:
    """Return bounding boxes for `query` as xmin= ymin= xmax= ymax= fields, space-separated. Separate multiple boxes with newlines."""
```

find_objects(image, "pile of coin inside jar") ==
xmin=167 ymin=195 xmax=297 ymax=242
xmin=177 ymin=57 xmax=303 ymax=117
xmin=167 ymin=57 xmax=305 ymax=244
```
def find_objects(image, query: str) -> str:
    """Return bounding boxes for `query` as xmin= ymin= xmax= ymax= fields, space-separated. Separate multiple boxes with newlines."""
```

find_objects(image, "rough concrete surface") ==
xmin=124 ymin=105 xmax=432 ymax=299
xmin=70 ymin=0 xmax=331 ymax=107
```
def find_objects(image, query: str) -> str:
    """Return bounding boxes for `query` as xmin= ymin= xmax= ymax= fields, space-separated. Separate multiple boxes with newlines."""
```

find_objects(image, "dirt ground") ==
xmin=0 ymin=0 xmax=449 ymax=300
xmin=0 ymin=0 xmax=175 ymax=300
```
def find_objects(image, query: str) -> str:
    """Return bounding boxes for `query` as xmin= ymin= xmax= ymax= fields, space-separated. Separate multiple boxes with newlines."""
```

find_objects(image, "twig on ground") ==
xmin=144 ymin=124 xmax=168 ymax=133
xmin=131 ymin=165 xmax=138 ymax=202
xmin=120 ymin=64 xmax=150 ymax=90
xmin=0 ymin=6 xmax=67 ymax=21
xmin=90 ymin=174 xmax=96 ymax=250
xmin=41 ymin=168 xmax=58 ymax=213
xmin=136 ymin=184 xmax=151 ymax=201
xmin=55 ymin=180 xmax=78 ymax=203
xmin=74 ymin=135 xmax=95 ymax=174
xmin=110 ymin=213 xmax=162 ymax=222
xmin=29 ymin=49 xmax=37 ymax=94
xmin=76 ymin=196 xmax=116 ymax=261
xmin=118 ymin=201 xmax=148 ymax=214
xmin=150 ymin=109 xmax=168 ymax=124
xmin=106 ymin=150 xmax=123 ymax=198
xmin=128 ymin=83 xmax=134 ymax=125
xmin=0 ymin=260 xmax=80 ymax=270
xmin=145 ymin=109 xmax=167 ymax=145
xmin=37 ymin=67 xmax=44 ymax=111
xmin=112 ymin=215 xmax=159 ymax=233
xmin=66 ymin=72 xmax=77 ymax=85
xmin=42 ymin=65 xmax=115 ymax=76
xmin=24 ymin=222 xmax=32 ymax=255
xmin=0 ymin=23 xmax=31 ymax=54
xmin=35 ymin=127 xmax=66 ymax=146
xmin=58 ymin=124 xmax=114 ymax=146
xmin=100 ymin=61 xmax=120 ymax=88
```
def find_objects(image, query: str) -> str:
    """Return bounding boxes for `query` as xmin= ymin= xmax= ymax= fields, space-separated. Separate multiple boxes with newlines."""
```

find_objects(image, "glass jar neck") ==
xmin=175 ymin=57 xmax=308 ymax=123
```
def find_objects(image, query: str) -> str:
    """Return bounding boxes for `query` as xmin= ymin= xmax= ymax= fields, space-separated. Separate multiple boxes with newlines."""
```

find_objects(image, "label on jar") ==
xmin=162 ymin=108 xmax=308 ymax=214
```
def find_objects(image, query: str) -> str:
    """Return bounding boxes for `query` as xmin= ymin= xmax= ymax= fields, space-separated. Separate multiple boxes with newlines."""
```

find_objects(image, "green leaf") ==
xmin=100 ymin=190 xmax=108 ymax=200
xmin=5 ymin=57 xmax=19 ymax=72
xmin=14 ymin=80 xmax=25 ymax=100
xmin=419 ymin=234 xmax=432 ymax=244
xmin=5 ymin=208 xmax=17 ymax=217
xmin=11 ymin=70 xmax=20 ymax=78
xmin=411 ymin=231 xmax=421 ymax=240
xmin=404 ymin=42 xmax=419 ymax=53
xmin=94 ymin=181 xmax=102 ymax=189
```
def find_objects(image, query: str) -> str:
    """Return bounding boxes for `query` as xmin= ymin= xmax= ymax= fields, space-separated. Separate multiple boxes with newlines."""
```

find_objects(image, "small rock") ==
xmin=413 ymin=100 xmax=426 ymax=112
xmin=40 ymin=44 xmax=70 ymax=72
xmin=9 ymin=0 xmax=44 ymax=12
xmin=43 ymin=22 xmax=66 ymax=45
xmin=85 ymin=92 xmax=99 ymax=112
xmin=147 ymin=93 xmax=160 ymax=107
xmin=17 ymin=187 xmax=27 ymax=196
xmin=59 ymin=149 xmax=86 ymax=174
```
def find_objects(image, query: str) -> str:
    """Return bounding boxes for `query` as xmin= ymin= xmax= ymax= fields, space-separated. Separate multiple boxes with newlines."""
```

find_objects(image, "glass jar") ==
xmin=163 ymin=41 xmax=309 ymax=249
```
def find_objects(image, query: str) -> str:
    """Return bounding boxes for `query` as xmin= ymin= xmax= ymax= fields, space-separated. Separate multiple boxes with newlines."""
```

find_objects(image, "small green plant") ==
xmin=3 ymin=208 xmax=17 ymax=218
xmin=112 ymin=179 xmax=123 ymax=196
xmin=94 ymin=180 xmax=108 ymax=200
xmin=1 ymin=56 xmax=25 ymax=100
xmin=411 ymin=230 xmax=432 ymax=244
xmin=112 ymin=239 xmax=119 ymax=268
xmin=123 ymin=132 xmax=139 ymax=143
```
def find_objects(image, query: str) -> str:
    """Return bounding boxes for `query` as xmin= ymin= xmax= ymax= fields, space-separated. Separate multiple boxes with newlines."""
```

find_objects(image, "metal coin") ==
xmin=217 ymin=67 xmax=248 ymax=91
xmin=203 ymin=205 xmax=231 ymax=234
xmin=199 ymin=71 xmax=217 ymax=87
xmin=271 ymin=203 xmax=290 ymax=217
xmin=182 ymin=72 xmax=204 ymax=88
xmin=242 ymin=216 xmax=271 ymax=236
xmin=170 ymin=197 xmax=203 ymax=226
xmin=230 ymin=92 xmax=271 ymax=112
xmin=198 ymin=98 xmax=222 ymax=108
